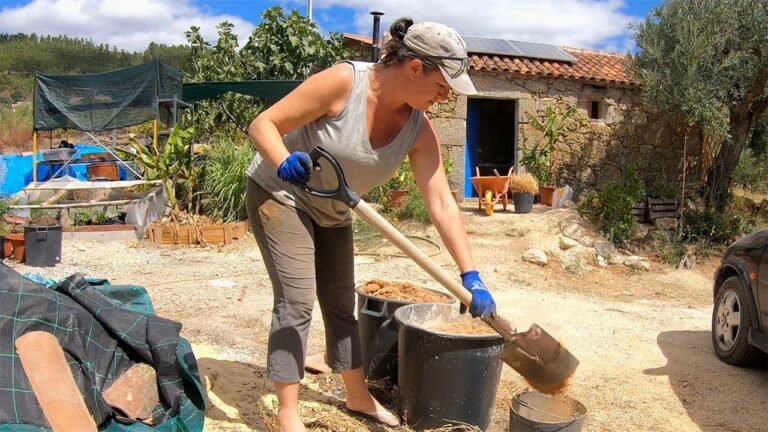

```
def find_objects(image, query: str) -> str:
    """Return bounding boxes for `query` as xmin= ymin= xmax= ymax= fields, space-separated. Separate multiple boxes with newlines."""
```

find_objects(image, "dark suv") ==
xmin=711 ymin=229 xmax=768 ymax=365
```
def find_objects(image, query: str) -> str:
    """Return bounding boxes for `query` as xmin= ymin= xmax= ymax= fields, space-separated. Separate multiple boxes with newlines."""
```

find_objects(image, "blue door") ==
xmin=464 ymin=99 xmax=480 ymax=197
xmin=464 ymin=99 xmax=517 ymax=198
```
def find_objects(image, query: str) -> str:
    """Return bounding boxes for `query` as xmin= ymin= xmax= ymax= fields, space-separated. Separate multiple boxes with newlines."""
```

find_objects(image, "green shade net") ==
xmin=33 ymin=60 xmax=183 ymax=131
xmin=182 ymin=80 xmax=302 ymax=104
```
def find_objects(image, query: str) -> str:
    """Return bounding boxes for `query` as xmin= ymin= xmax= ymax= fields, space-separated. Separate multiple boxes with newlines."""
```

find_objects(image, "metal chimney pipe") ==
xmin=370 ymin=11 xmax=384 ymax=62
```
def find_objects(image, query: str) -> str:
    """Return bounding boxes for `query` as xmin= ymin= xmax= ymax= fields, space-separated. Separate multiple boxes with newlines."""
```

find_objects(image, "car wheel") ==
xmin=711 ymin=275 xmax=763 ymax=365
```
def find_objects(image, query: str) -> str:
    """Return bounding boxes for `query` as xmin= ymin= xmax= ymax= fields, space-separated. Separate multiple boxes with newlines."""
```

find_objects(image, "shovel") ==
xmin=302 ymin=146 xmax=579 ymax=393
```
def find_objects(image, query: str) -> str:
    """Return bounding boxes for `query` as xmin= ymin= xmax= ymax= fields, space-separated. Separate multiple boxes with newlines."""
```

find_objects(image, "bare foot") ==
xmin=277 ymin=408 xmax=307 ymax=432
xmin=345 ymin=395 xmax=400 ymax=427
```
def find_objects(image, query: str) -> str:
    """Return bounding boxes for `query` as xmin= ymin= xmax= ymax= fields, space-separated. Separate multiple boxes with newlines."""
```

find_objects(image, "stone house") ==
xmin=343 ymin=34 xmax=699 ymax=199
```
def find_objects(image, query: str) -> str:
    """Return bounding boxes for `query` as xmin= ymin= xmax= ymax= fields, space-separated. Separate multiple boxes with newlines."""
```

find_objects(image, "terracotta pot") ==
xmin=87 ymin=161 xmax=119 ymax=181
xmin=539 ymin=186 xmax=556 ymax=206
xmin=0 ymin=237 xmax=8 ymax=258
xmin=388 ymin=189 xmax=409 ymax=209
xmin=7 ymin=233 xmax=25 ymax=262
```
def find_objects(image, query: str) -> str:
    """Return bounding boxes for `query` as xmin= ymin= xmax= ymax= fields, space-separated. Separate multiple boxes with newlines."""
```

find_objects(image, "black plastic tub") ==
xmin=356 ymin=283 xmax=454 ymax=384
xmin=513 ymin=192 xmax=535 ymax=213
xmin=23 ymin=224 xmax=63 ymax=267
xmin=394 ymin=303 xmax=504 ymax=430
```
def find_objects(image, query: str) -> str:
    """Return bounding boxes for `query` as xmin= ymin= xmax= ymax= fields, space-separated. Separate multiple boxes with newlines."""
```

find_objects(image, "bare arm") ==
xmin=409 ymin=116 xmax=475 ymax=273
xmin=247 ymin=63 xmax=354 ymax=168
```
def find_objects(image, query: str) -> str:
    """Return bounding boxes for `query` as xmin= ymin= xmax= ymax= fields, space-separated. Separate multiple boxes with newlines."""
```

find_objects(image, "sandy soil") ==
xmin=5 ymin=202 xmax=767 ymax=432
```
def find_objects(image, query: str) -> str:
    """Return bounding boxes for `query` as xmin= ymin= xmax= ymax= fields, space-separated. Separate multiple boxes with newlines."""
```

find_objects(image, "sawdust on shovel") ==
xmin=362 ymin=279 xmax=452 ymax=303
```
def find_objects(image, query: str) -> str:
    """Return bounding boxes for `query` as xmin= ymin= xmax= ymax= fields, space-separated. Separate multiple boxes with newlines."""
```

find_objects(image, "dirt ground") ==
xmin=6 ymin=202 xmax=767 ymax=432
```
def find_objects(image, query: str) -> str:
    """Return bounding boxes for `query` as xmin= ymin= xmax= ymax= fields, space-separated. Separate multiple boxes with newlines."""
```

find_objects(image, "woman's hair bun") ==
xmin=389 ymin=17 xmax=414 ymax=41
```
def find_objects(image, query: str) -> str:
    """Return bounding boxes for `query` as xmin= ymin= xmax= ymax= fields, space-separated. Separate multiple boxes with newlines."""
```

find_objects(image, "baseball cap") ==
xmin=403 ymin=22 xmax=477 ymax=95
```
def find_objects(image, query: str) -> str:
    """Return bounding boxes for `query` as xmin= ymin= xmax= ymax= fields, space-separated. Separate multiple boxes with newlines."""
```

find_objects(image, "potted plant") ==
xmin=508 ymin=172 xmax=538 ymax=214
xmin=524 ymin=100 xmax=582 ymax=205
xmin=385 ymin=159 xmax=415 ymax=209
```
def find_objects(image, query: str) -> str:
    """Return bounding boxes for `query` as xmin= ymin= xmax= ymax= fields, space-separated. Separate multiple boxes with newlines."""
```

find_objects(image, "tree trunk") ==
xmin=704 ymin=108 xmax=752 ymax=212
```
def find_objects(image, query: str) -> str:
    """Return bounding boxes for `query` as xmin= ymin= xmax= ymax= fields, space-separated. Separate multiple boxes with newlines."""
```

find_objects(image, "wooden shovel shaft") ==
xmin=353 ymin=200 xmax=517 ymax=339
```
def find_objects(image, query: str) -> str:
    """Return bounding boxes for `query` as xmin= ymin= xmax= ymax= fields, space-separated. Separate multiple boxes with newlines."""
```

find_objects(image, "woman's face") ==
xmin=404 ymin=60 xmax=451 ymax=110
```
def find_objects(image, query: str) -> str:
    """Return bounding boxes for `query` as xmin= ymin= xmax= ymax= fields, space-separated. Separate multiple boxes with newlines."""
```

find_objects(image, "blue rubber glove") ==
xmin=459 ymin=270 xmax=497 ymax=319
xmin=277 ymin=151 xmax=312 ymax=185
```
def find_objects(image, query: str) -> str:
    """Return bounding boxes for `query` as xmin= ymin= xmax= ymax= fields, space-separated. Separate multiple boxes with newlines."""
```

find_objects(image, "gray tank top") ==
xmin=246 ymin=61 xmax=424 ymax=227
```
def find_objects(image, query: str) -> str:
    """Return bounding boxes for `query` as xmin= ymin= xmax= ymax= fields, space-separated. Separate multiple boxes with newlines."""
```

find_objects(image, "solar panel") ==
xmin=463 ymin=35 xmax=577 ymax=63
xmin=463 ymin=36 xmax=522 ymax=56
xmin=509 ymin=40 xmax=577 ymax=62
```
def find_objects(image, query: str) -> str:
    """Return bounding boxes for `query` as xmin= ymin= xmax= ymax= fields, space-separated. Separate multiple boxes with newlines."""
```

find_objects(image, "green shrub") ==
xmin=733 ymin=148 xmax=768 ymax=194
xmin=199 ymin=134 xmax=254 ymax=222
xmin=393 ymin=190 xmax=431 ymax=224
xmin=682 ymin=208 xmax=758 ymax=244
xmin=0 ymin=198 xmax=10 ymax=236
xmin=577 ymin=161 xmax=644 ymax=244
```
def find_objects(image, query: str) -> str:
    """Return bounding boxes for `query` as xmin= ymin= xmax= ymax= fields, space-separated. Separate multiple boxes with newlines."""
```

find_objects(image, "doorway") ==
xmin=464 ymin=98 xmax=517 ymax=197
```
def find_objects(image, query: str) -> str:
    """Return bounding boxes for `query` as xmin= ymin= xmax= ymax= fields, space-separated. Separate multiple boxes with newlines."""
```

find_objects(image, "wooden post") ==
xmin=680 ymin=125 xmax=690 ymax=216
xmin=153 ymin=119 xmax=158 ymax=147
xmin=32 ymin=131 xmax=38 ymax=184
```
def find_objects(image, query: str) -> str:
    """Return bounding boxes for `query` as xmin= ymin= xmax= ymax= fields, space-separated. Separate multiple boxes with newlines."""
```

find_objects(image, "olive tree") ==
xmin=630 ymin=0 xmax=768 ymax=211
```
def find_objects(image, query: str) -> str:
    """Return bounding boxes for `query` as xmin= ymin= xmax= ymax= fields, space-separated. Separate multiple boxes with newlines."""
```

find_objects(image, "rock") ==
xmin=522 ymin=249 xmax=549 ymax=266
xmin=559 ymin=236 xmax=579 ymax=250
xmin=561 ymin=255 xmax=585 ymax=275
xmin=597 ymin=255 xmax=608 ymax=268
xmin=579 ymin=236 xmax=596 ymax=248
xmin=677 ymin=254 xmax=696 ymax=270
xmin=624 ymin=255 xmax=651 ymax=271
xmin=507 ymin=226 xmax=532 ymax=238
xmin=608 ymin=252 xmax=625 ymax=265
xmin=594 ymin=240 xmax=615 ymax=259
xmin=630 ymin=223 xmax=651 ymax=240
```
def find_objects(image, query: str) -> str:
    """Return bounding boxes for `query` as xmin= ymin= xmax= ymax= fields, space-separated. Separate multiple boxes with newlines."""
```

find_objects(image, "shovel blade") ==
xmin=500 ymin=324 xmax=579 ymax=393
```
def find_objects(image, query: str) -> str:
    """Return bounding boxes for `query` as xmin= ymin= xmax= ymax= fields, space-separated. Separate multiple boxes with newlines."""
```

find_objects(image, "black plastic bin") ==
xmin=395 ymin=303 xmax=504 ymax=431
xmin=23 ymin=224 xmax=63 ymax=267
xmin=355 ymin=284 xmax=454 ymax=384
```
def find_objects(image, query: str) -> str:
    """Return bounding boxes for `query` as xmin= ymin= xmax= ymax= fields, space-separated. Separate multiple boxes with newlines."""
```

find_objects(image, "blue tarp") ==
xmin=0 ymin=144 xmax=126 ymax=197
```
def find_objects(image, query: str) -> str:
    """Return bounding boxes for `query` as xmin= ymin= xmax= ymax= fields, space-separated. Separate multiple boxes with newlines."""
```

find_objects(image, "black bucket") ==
xmin=513 ymin=192 xmax=535 ymax=213
xmin=509 ymin=390 xmax=587 ymax=432
xmin=356 ymin=284 xmax=454 ymax=384
xmin=23 ymin=225 xmax=63 ymax=267
xmin=394 ymin=303 xmax=504 ymax=430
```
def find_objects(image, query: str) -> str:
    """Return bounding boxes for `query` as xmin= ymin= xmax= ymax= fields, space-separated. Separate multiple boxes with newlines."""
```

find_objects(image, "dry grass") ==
xmin=508 ymin=173 xmax=539 ymax=194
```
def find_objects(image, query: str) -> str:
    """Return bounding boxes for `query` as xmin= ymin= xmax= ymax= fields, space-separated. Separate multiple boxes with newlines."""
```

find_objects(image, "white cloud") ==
xmin=313 ymin=0 xmax=643 ymax=50
xmin=0 ymin=0 xmax=255 ymax=52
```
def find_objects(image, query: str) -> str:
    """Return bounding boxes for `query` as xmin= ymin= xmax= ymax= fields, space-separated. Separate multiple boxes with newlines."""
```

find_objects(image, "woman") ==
xmin=246 ymin=18 xmax=497 ymax=431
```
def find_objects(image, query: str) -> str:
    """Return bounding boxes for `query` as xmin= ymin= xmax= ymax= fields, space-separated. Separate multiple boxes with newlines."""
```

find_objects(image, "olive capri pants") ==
xmin=246 ymin=179 xmax=361 ymax=383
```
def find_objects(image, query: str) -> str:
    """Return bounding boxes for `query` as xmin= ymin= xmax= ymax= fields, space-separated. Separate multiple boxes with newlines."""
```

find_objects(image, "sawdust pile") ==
xmin=362 ymin=279 xmax=452 ymax=303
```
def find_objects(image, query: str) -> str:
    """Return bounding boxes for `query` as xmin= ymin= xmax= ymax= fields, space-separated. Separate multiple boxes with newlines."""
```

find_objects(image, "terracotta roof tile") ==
xmin=470 ymin=48 xmax=638 ymax=86
xmin=342 ymin=33 xmax=640 ymax=87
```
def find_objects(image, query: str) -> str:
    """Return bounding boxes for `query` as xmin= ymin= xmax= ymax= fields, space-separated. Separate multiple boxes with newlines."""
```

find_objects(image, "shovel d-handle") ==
xmin=302 ymin=146 xmax=361 ymax=208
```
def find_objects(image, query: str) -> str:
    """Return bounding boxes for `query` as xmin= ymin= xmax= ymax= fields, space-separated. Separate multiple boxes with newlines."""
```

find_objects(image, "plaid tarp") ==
xmin=0 ymin=264 xmax=205 ymax=431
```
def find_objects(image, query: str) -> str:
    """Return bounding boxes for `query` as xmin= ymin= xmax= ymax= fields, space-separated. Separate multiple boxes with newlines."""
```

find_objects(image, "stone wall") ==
xmin=431 ymin=71 xmax=701 ymax=197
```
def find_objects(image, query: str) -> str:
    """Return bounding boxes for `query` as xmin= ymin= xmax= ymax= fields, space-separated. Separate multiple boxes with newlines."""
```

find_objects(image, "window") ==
xmin=589 ymin=100 xmax=603 ymax=120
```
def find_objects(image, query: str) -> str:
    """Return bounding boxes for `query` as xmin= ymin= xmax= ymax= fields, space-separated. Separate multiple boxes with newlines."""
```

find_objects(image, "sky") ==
xmin=0 ymin=0 xmax=663 ymax=54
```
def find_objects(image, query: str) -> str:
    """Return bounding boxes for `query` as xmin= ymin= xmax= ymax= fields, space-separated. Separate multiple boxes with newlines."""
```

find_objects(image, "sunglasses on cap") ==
xmin=421 ymin=55 xmax=470 ymax=79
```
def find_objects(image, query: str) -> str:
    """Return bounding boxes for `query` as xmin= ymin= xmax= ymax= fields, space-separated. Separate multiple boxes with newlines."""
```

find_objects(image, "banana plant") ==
xmin=115 ymin=125 xmax=196 ymax=217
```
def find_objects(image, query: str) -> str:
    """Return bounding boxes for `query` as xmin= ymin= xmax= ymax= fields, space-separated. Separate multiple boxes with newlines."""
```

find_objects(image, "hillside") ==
xmin=0 ymin=33 xmax=191 ymax=105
